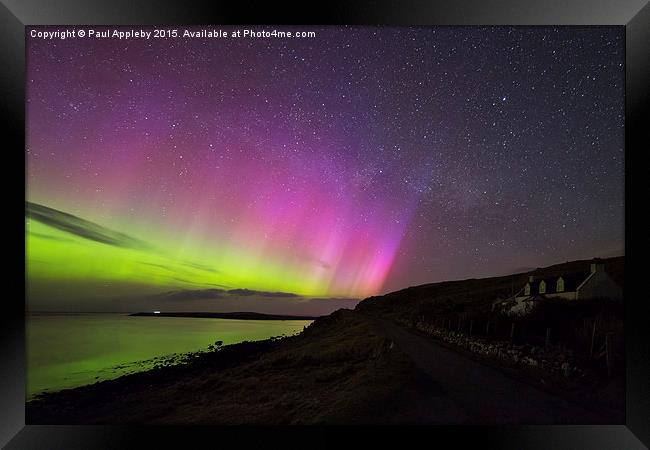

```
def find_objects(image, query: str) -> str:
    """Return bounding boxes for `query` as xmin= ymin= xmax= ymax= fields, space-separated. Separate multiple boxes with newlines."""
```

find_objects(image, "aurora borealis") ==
xmin=26 ymin=26 xmax=624 ymax=312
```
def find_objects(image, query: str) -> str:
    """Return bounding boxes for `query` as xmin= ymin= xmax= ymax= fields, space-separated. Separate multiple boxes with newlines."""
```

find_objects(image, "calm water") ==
xmin=26 ymin=313 xmax=312 ymax=398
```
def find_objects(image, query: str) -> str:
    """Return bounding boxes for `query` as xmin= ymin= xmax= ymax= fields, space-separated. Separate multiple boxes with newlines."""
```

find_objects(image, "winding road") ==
xmin=374 ymin=317 xmax=611 ymax=424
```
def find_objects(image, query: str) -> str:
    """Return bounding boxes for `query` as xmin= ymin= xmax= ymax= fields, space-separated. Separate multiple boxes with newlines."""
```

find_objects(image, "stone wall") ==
xmin=397 ymin=317 xmax=588 ymax=381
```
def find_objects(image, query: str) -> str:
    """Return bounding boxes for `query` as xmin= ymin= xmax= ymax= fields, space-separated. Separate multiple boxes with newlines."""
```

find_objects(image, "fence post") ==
xmin=590 ymin=318 xmax=598 ymax=359
xmin=510 ymin=323 xmax=515 ymax=344
xmin=545 ymin=327 xmax=551 ymax=349
xmin=486 ymin=320 xmax=490 ymax=337
xmin=458 ymin=317 xmax=462 ymax=332
xmin=605 ymin=332 xmax=613 ymax=377
xmin=469 ymin=320 xmax=474 ymax=337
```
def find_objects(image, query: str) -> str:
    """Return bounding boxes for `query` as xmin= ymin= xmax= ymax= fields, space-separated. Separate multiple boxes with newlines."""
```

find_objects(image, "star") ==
xmin=26 ymin=25 xmax=624 ymax=298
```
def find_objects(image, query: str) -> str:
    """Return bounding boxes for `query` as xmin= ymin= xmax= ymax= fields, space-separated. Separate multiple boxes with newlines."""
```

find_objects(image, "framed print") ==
xmin=1 ymin=0 xmax=647 ymax=448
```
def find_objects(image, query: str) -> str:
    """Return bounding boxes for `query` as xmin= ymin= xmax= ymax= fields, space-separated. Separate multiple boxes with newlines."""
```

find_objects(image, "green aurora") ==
xmin=26 ymin=202 xmax=327 ymax=308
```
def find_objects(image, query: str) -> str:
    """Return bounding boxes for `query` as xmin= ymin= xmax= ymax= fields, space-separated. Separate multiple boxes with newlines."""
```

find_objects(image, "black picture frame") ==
xmin=2 ymin=0 xmax=647 ymax=448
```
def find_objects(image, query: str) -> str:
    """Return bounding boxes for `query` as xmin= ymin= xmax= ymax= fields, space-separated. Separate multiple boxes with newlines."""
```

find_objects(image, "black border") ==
xmin=2 ymin=1 xmax=648 ymax=448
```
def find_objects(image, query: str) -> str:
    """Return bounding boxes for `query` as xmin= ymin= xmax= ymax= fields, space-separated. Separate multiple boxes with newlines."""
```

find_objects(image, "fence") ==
xmin=407 ymin=309 xmax=623 ymax=378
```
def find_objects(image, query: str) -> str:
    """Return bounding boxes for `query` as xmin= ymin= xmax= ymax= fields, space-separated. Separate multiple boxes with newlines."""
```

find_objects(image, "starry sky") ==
xmin=26 ymin=26 xmax=624 ymax=311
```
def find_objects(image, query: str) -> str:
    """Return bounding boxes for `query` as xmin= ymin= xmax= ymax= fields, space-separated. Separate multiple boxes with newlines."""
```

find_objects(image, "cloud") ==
xmin=28 ymin=231 xmax=74 ymax=243
xmin=140 ymin=262 xmax=177 ymax=272
xmin=26 ymin=201 xmax=152 ymax=251
xmin=180 ymin=260 xmax=219 ymax=273
xmin=155 ymin=287 xmax=302 ymax=301
xmin=27 ymin=202 xmax=226 ymax=281
xmin=227 ymin=288 xmax=299 ymax=298
xmin=158 ymin=288 xmax=226 ymax=300
xmin=148 ymin=292 xmax=360 ymax=316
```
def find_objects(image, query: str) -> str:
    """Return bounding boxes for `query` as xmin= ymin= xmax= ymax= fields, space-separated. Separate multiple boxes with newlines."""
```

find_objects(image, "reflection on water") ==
xmin=27 ymin=313 xmax=311 ymax=398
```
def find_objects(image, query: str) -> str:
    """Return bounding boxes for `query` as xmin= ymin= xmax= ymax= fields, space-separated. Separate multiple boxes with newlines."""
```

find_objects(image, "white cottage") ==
xmin=504 ymin=262 xmax=622 ymax=316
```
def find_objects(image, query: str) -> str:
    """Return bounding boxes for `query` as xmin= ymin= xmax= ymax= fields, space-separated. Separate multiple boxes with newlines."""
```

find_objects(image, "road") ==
xmin=374 ymin=317 xmax=610 ymax=424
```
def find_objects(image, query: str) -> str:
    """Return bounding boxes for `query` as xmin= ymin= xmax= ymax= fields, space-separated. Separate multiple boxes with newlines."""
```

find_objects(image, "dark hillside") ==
xmin=356 ymin=256 xmax=624 ymax=322
xmin=355 ymin=256 xmax=625 ymax=415
xmin=27 ymin=310 xmax=424 ymax=424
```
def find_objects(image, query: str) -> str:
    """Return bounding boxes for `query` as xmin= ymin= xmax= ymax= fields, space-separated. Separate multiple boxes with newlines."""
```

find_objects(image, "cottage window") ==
xmin=539 ymin=280 xmax=546 ymax=294
xmin=557 ymin=277 xmax=564 ymax=292
xmin=524 ymin=283 xmax=530 ymax=296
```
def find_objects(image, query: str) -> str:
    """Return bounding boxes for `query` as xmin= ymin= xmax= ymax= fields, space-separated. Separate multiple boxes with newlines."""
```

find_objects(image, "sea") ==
xmin=26 ymin=313 xmax=312 ymax=399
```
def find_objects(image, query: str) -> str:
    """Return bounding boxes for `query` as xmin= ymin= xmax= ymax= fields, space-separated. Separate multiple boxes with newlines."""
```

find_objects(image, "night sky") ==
xmin=26 ymin=26 xmax=624 ymax=311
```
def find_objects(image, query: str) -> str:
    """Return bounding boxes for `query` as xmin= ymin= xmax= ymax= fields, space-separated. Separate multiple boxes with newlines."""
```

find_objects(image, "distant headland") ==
xmin=129 ymin=311 xmax=320 ymax=321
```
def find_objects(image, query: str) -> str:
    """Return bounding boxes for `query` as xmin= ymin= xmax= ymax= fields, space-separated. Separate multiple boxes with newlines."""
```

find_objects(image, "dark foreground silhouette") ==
xmin=27 ymin=308 xmax=620 ymax=424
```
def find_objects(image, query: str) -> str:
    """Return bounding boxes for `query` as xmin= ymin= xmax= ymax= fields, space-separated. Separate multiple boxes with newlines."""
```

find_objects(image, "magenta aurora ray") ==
xmin=26 ymin=26 xmax=624 ymax=310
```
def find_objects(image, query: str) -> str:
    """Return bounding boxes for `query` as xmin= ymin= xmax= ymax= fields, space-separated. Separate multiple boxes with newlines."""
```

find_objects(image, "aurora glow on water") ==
xmin=27 ymin=313 xmax=311 ymax=398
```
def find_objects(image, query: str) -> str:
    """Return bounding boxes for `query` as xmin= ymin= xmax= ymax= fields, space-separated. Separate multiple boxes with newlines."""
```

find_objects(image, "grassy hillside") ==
xmin=356 ymin=256 xmax=624 ymax=322
xmin=27 ymin=310 xmax=427 ymax=424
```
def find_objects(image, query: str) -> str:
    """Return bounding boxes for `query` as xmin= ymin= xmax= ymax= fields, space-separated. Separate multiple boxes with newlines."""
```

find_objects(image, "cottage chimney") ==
xmin=590 ymin=263 xmax=604 ymax=273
